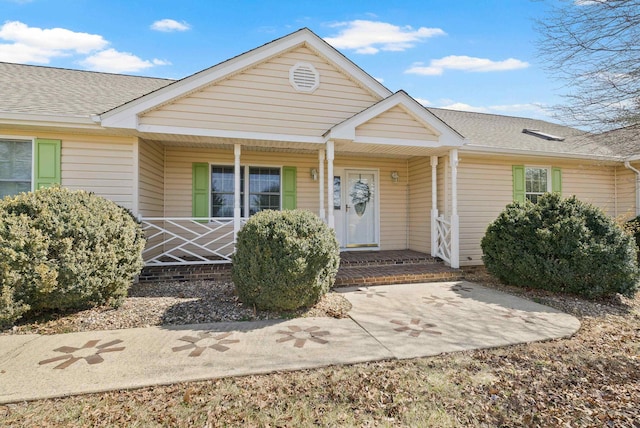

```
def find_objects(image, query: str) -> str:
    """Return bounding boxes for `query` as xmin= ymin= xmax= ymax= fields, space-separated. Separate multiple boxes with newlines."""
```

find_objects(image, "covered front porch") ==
xmin=137 ymin=137 xmax=463 ymax=269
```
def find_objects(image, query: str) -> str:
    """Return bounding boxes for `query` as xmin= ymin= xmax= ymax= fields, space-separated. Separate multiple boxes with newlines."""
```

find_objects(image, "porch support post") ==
xmin=233 ymin=144 xmax=241 ymax=241
xmin=326 ymin=140 xmax=335 ymax=229
xmin=430 ymin=156 xmax=438 ymax=257
xmin=319 ymin=149 xmax=326 ymax=221
xmin=449 ymin=148 xmax=460 ymax=268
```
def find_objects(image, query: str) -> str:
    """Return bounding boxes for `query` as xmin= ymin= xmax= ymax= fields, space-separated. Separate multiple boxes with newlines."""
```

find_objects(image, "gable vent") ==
xmin=289 ymin=62 xmax=319 ymax=93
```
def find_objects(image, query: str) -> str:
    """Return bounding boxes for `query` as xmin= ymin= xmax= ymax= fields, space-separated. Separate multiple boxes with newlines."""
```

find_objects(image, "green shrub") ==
xmin=0 ymin=187 xmax=146 ymax=326
xmin=232 ymin=209 xmax=340 ymax=311
xmin=481 ymin=193 xmax=639 ymax=299
xmin=625 ymin=215 xmax=640 ymax=254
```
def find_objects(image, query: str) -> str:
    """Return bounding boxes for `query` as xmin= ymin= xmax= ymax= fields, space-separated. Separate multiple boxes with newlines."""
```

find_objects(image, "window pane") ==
xmin=334 ymin=176 xmax=341 ymax=209
xmin=0 ymin=140 xmax=32 ymax=196
xmin=525 ymin=167 xmax=548 ymax=197
xmin=248 ymin=167 xmax=280 ymax=215
xmin=211 ymin=166 xmax=244 ymax=217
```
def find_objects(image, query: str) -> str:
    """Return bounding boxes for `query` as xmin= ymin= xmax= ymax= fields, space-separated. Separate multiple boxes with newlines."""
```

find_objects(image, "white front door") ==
xmin=345 ymin=170 xmax=378 ymax=248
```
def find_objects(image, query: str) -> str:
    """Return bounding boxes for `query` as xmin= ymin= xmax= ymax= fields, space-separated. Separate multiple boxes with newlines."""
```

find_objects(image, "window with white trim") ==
xmin=525 ymin=167 xmax=550 ymax=203
xmin=0 ymin=139 xmax=32 ymax=198
xmin=211 ymin=166 xmax=280 ymax=217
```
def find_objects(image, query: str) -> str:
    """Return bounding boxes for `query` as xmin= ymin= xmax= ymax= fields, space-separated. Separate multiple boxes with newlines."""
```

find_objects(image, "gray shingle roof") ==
xmin=0 ymin=62 xmax=173 ymax=117
xmin=591 ymin=126 xmax=640 ymax=158
xmin=0 ymin=61 xmax=635 ymax=159
xmin=427 ymin=107 xmax=621 ymax=159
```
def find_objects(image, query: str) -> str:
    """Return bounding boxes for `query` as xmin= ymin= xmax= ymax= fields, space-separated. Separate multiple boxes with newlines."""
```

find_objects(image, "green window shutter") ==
xmin=551 ymin=167 xmax=562 ymax=195
xmin=192 ymin=163 xmax=209 ymax=217
xmin=282 ymin=166 xmax=297 ymax=210
xmin=34 ymin=138 xmax=61 ymax=189
xmin=512 ymin=165 xmax=525 ymax=202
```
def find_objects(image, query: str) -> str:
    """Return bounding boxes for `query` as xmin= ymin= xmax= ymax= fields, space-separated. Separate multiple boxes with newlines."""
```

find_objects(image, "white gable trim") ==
xmin=137 ymin=124 xmax=325 ymax=144
xmin=327 ymin=91 xmax=466 ymax=147
xmin=100 ymin=28 xmax=391 ymax=129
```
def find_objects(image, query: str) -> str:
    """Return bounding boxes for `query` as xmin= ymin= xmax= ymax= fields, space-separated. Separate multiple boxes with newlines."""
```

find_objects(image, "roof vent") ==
xmin=522 ymin=129 xmax=565 ymax=141
xmin=289 ymin=62 xmax=319 ymax=93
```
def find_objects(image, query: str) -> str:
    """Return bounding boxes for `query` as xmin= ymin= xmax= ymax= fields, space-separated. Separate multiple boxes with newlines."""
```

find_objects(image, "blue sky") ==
xmin=0 ymin=0 xmax=568 ymax=121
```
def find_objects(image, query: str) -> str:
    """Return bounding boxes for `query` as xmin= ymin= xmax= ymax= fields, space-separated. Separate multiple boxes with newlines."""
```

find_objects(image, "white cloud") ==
xmin=0 ymin=21 xmax=107 ymax=63
xmin=406 ymin=55 xmax=529 ymax=76
xmin=324 ymin=20 xmax=445 ymax=54
xmin=574 ymin=0 xmax=605 ymax=5
xmin=439 ymin=102 xmax=489 ymax=113
xmin=374 ymin=77 xmax=384 ymax=83
xmin=0 ymin=21 xmax=170 ymax=73
xmin=150 ymin=19 xmax=190 ymax=32
xmin=81 ymin=49 xmax=168 ymax=73
xmin=413 ymin=97 xmax=432 ymax=106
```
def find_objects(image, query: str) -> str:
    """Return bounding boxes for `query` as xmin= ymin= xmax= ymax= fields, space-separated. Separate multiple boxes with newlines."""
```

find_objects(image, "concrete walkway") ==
xmin=0 ymin=281 xmax=580 ymax=404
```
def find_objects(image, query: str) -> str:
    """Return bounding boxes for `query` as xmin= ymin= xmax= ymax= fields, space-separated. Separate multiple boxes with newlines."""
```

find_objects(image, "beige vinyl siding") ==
xmin=138 ymin=139 xmax=165 ymax=216
xmin=616 ymin=165 xmax=638 ymax=219
xmin=457 ymin=154 xmax=620 ymax=266
xmin=563 ymin=162 xmax=616 ymax=215
xmin=437 ymin=155 xmax=448 ymax=217
xmin=408 ymin=157 xmax=432 ymax=253
xmin=140 ymin=46 xmax=381 ymax=136
xmin=457 ymin=156 xmax=513 ymax=266
xmin=355 ymin=106 xmax=439 ymax=141
xmin=60 ymin=136 xmax=136 ymax=209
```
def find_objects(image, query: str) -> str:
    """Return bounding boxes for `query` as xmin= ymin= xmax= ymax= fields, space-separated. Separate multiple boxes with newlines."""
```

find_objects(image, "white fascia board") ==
xmin=0 ymin=111 xmax=98 ymax=128
xmin=462 ymin=144 xmax=622 ymax=162
xmin=329 ymin=92 xmax=465 ymax=146
xmin=310 ymin=35 xmax=391 ymax=99
xmin=137 ymin=124 xmax=325 ymax=144
xmin=101 ymin=29 xmax=392 ymax=129
xmin=625 ymin=154 xmax=640 ymax=162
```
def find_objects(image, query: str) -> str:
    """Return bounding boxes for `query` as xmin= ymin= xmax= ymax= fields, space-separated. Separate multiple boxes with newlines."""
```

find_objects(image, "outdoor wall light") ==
xmin=391 ymin=171 xmax=399 ymax=182
xmin=310 ymin=168 xmax=318 ymax=181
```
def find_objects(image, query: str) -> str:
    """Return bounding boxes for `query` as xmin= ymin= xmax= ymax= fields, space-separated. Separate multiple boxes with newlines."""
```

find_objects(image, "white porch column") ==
xmin=319 ymin=149 xmax=326 ymax=221
xmin=233 ymin=144 xmax=241 ymax=241
xmin=430 ymin=156 xmax=439 ymax=257
xmin=449 ymin=148 xmax=460 ymax=268
xmin=326 ymin=141 xmax=335 ymax=229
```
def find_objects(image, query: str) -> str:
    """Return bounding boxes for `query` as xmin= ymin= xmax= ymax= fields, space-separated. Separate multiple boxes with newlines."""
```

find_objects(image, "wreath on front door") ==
xmin=350 ymin=178 xmax=371 ymax=217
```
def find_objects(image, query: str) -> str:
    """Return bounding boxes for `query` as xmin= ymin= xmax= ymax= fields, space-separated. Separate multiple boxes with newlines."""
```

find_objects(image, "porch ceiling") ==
xmin=141 ymin=132 xmax=452 ymax=158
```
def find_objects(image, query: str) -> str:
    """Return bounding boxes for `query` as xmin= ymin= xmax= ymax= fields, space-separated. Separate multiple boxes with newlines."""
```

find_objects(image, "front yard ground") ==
xmin=1 ymin=271 xmax=638 ymax=427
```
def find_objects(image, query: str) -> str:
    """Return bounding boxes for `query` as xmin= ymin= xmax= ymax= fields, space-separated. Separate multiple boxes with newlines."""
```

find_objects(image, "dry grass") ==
xmin=1 ymin=275 xmax=639 ymax=427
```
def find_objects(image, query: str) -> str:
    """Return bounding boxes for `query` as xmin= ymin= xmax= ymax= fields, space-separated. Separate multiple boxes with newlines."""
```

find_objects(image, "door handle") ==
xmin=345 ymin=204 xmax=350 ymax=212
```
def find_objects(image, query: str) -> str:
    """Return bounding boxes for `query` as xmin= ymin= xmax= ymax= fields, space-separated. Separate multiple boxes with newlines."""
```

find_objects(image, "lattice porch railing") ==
xmin=140 ymin=217 xmax=244 ymax=266
xmin=434 ymin=215 xmax=451 ymax=265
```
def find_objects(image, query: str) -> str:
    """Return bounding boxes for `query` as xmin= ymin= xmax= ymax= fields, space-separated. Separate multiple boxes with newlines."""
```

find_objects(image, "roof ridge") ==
xmin=426 ymin=106 xmax=568 ymax=126
xmin=0 ymin=61 xmax=175 ymax=81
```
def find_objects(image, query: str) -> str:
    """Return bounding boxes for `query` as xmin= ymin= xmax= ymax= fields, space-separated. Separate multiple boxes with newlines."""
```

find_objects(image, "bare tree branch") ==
xmin=537 ymin=0 xmax=640 ymax=132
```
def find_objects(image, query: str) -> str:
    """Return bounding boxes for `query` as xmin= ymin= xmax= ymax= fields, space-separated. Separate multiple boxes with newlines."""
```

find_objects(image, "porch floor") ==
xmin=138 ymin=250 xmax=464 ymax=286
xmin=335 ymin=250 xmax=463 ymax=287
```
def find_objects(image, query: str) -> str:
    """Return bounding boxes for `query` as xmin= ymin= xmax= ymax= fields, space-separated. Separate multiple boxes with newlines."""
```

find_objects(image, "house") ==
xmin=1 ymin=28 xmax=638 ymax=277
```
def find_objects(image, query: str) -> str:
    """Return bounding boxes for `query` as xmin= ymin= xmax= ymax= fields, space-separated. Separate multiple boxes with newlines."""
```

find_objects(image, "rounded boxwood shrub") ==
xmin=0 ymin=187 xmax=146 ymax=327
xmin=481 ymin=193 xmax=639 ymax=299
xmin=232 ymin=209 xmax=340 ymax=311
